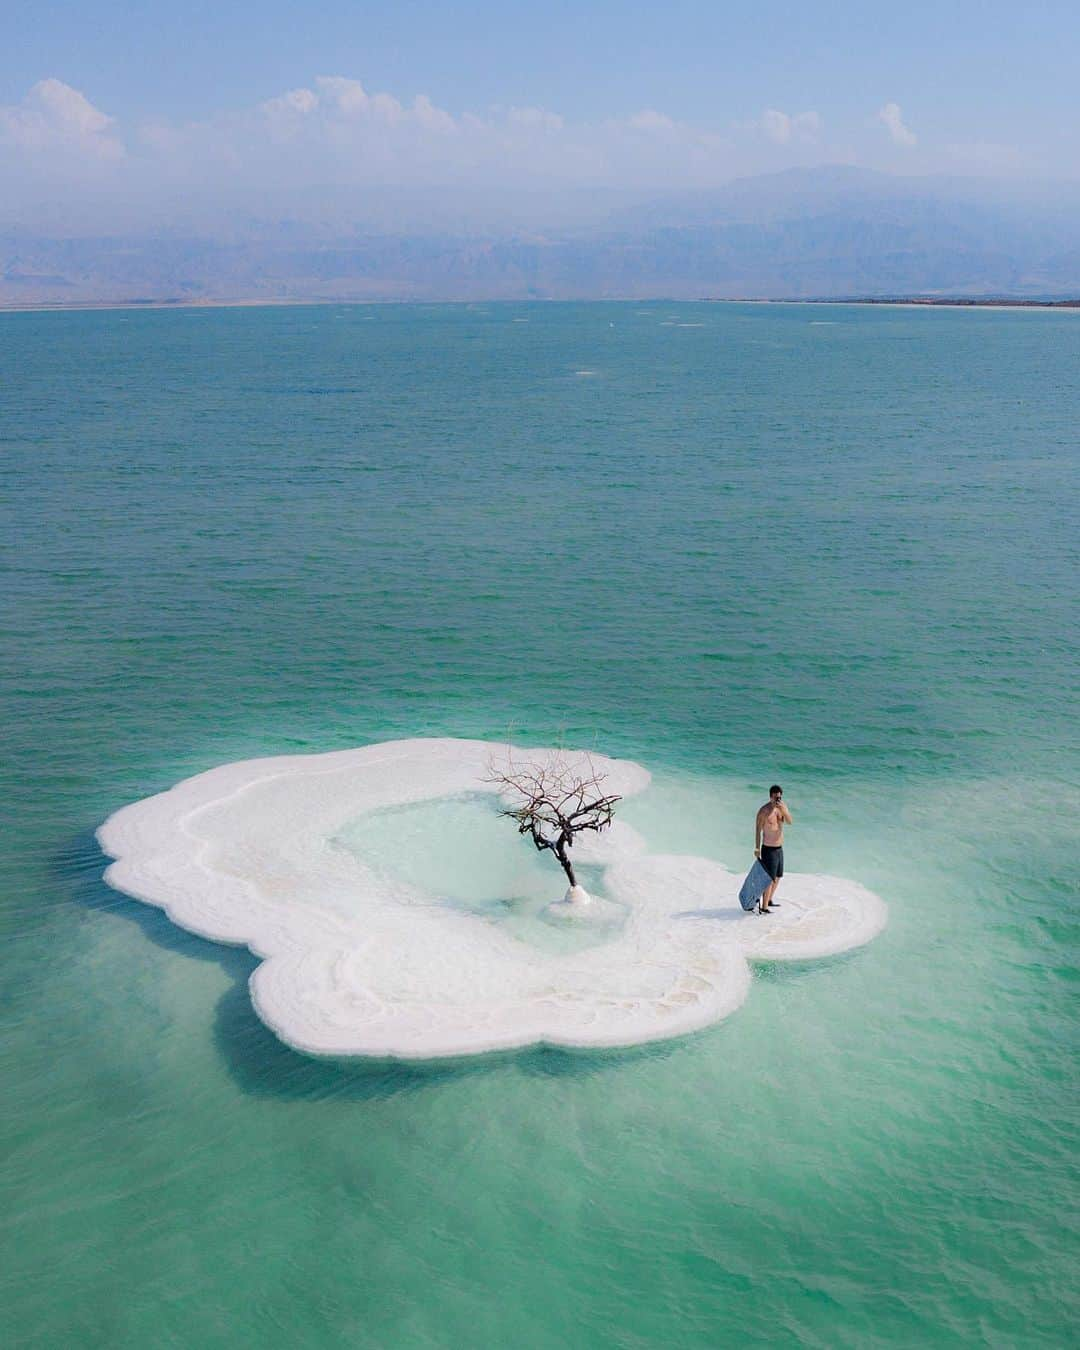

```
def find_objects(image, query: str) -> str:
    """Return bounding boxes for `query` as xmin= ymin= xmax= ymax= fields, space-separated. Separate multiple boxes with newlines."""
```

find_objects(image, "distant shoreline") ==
xmin=1 ymin=294 xmax=1079 ymax=315
xmin=0 ymin=297 xmax=348 ymax=315
xmin=786 ymin=297 xmax=1080 ymax=310
xmin=708 ymin=297 xmax=1080 ymax=311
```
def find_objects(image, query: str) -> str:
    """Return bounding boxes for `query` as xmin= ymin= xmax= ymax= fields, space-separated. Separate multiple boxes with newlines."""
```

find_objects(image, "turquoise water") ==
xmin=2 ymin=301 xmax=1077 ymax=1347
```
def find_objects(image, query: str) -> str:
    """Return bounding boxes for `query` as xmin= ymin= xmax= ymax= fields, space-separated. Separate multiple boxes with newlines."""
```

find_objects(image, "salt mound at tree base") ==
xmin=97 ymin=739 xmax=887 ymax=1060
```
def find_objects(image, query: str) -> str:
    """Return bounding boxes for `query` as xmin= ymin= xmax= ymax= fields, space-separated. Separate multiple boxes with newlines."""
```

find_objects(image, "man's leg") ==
xmin=761 ymin=846 xmax=783 ymax=910
xmin=759 ymin=852 xmax=776 ymax=911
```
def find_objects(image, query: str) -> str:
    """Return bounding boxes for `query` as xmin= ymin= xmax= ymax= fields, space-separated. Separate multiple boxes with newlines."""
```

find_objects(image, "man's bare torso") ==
xmin=757 ymin=803 xmax=787 ymax=846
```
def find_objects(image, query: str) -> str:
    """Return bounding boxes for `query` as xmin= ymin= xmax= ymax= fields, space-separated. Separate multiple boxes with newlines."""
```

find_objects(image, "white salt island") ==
xmin=97 ymin=738 xmax=887 ymax=1060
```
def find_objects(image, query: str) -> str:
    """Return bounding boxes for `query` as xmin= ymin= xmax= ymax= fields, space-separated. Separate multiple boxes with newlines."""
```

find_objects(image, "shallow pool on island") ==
xmin=334 ymin=792 xmax=621 ymax=951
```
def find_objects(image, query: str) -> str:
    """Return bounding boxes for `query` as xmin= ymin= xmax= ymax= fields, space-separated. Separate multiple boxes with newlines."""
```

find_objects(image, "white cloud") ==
xmin=878 ymin=101 xmax=916 ymax=147
xmin=261 ymin=87 xmax=319 ymax=118
xmin=626 ymin=108 xmax=676 ymax=132
xmin=0 ymin=78 xmax=123 ymax=158
xmin=33 ymin=78 xmax=112 ymax=136
xmin=761 ymin=109 xmax=791 ymax=143
xmin=260 ymin=76 xmax=457 ymax=134
xmin=760 ymin=108 xmax=822 ymax=144
xmin=14 ymin=73 xmax=1051 ymax=236
xmin=0 ymin=77 xmax=831 ymax=230
xmin=314 ymin=75 xmax=372 ymax=117
xmin=509 ymin=106 xmax=564 ymax=131
xmin=412 ymin=93 xmax=455 ymax=134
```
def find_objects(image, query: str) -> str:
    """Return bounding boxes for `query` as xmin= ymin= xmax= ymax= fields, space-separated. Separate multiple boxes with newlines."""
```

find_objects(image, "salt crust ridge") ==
xmin=97 ymin=738 xmax=887 ymax=1060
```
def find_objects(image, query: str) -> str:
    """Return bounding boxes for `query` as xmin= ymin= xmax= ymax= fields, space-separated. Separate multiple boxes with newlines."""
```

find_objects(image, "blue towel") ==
xmin=738 ymin=859 xmax=773 ymax=911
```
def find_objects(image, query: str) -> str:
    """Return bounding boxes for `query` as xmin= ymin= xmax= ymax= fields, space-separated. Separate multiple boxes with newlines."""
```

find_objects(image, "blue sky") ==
xmin=3 ymin=1 xmax=1079 ymax=232
xmin=6 ymin=0 xmax=1079 ymax=129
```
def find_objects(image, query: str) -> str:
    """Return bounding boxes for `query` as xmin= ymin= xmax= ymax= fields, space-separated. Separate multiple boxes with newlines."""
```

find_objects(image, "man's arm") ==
xmin=780 ymin=802 xmax=793 ymax=824
xmin=754 ymin=808 xmax=764 ymax=856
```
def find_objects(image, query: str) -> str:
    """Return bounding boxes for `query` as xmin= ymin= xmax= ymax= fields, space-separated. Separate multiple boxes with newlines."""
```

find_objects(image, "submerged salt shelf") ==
xmin=97 ymin=738 xmax=887 ymax=1059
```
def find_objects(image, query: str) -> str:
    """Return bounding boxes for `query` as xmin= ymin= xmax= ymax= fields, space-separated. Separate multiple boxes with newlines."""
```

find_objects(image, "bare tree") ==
xmin=487 ymin=749 xmax=621 ymax=896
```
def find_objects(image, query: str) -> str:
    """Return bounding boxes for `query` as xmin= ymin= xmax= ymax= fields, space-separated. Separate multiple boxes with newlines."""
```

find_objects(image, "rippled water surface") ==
xmin=2 ymin=302 xmax=1077 ymax=1347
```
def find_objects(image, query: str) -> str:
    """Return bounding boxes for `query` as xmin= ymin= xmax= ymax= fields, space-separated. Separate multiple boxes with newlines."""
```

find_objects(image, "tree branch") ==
xmin=485 ymin=749 xmax=621 ymax=889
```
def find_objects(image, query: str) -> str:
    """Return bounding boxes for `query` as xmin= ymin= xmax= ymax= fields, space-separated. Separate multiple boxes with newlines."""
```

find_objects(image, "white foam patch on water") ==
xmin=97 ymin=739 xmax=886 ymax=1060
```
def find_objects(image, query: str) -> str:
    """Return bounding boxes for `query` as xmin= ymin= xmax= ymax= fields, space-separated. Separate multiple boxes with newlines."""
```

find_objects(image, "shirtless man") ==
xmin=754 ymin=785 xmax=792 ymax=914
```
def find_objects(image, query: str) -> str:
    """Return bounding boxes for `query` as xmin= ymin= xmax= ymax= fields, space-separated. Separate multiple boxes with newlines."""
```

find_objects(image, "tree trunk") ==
xmin=553 ymin=835 xmax=576 ymax=887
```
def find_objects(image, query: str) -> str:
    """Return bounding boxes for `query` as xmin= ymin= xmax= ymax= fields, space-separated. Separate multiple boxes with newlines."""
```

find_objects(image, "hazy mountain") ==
xmin=4 ymin=167 xmax=1079 ymax=305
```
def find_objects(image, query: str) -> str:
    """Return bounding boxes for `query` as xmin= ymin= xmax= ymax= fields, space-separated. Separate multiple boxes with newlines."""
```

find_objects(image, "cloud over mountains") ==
xmin=2 ymin=74 xmax=1077 ymax=303
xmin=1 ymin=69 xmax=1066 ymax=238
xmin=878 ymin=102 xmax=917 ymax=148
xmin=0 ymin=74 xmax=900 ymax=233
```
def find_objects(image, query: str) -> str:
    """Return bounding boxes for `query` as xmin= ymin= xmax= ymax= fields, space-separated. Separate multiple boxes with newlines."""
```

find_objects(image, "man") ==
xmin=754 ymin=785 xmax=792 ymax=915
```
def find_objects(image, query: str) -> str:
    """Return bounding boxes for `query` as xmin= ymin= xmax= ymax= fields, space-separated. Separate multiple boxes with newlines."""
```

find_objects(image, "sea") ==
xmin=1 ymin=300 xmax=1077 ymax=1347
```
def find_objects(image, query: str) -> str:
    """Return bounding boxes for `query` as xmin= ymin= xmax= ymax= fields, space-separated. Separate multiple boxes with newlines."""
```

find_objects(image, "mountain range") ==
xmin=4 ymin=167 xmax=1079 ymax=305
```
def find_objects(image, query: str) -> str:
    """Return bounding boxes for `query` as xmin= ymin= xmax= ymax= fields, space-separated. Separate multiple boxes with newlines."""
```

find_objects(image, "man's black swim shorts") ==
xmin=759 ymin=844 xmax=784 ymax=880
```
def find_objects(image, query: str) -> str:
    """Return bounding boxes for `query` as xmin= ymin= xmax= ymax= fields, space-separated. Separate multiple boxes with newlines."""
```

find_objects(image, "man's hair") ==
xmin=769 ymin=784 xmax=783 ymax=797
